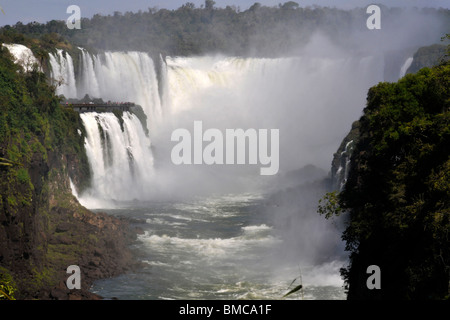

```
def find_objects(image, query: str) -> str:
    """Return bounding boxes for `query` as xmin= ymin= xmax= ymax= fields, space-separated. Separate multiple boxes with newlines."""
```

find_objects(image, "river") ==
xmin=89 ymin=193 xmax=346 ymax=300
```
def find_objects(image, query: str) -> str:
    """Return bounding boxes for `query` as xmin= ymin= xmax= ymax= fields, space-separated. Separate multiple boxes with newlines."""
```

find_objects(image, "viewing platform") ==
xmin=64 ymin=102 xmax=137 ymax=113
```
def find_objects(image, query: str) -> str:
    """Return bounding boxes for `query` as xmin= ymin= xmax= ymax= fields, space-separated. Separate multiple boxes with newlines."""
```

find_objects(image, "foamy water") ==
xmin=90 ymin=193 xmax=346 ymax=300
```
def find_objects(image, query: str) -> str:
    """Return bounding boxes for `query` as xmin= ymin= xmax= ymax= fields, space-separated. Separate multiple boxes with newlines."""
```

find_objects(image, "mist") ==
xmin=31 ymin=3 xmax=448 ymax=298
xmin=118 ymin=6 xmax=447 ymax=276
xmin=131 ymin=5 xmax=447 ymax=199
xmin=61 ymin=4 xmax=449 ymax=254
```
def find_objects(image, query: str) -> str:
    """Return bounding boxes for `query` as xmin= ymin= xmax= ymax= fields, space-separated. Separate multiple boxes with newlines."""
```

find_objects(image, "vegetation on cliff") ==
xmin=0 ymin=45 xmax=136 ymax=299
xmin=319 ymin=58 xmax=449 ymax=299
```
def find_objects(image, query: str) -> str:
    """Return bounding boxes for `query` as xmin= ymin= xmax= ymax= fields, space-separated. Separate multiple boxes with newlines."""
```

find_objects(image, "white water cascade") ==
xmin=47 ymin=47 xmax=391 ymax=204
xmin=399 ymin=57 xmax=414 ymax=78
xmin=77 ymin=48 xmax=163 ymax=128
xmin=49 ymin=49 xmax=77 ymax=98
xmin=2 ymin=43 xmax=41 ymax=72
xmin=159 ymin=55 xmax=385 ymax=174
xmin=335 ymin=140 xmax=354 ymax=191
xmin=48 ymin=48 xmax=165 ymax=205
xmin=79 ymin=112 xmax=154 ymax=206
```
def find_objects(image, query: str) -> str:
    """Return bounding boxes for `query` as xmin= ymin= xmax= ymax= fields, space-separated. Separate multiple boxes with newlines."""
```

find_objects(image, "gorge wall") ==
xmin=0 ymin=44 xmax=138 ymax=300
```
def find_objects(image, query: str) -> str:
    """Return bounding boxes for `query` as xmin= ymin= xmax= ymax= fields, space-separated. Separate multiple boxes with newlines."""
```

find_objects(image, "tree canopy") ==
xmin=1 ymin=2 xmax=449 ymax=57
xmin=320 ymin=59 xmax=450 ymax=299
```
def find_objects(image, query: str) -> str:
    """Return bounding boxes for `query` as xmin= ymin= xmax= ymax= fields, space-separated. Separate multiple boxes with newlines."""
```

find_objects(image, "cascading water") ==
xmin=48 ymin=48 xmax=163 ymax=204
xmin=77 ymin=48 xmax=163 ymax=128
xmin=79 ymin=111 xmax=154 ymax=206
xmin=335 ymin=140 xmax=354 ymax=191
xmin=78 ymin=47 xmax=100 ymax=99
xmin=2 ymin=43 xmax=41 ymax=72
xmin=46 ymin=45 xmax=401 ymax=299
xmin=399 ymin=57 xmax=414 ymax=78
xmin=49 ymin=49 xmax=77 ymax=98
xmin=46 ymin=48 xmax=392 ymax=200
xmin=158 ymin=54 xmax=385 ymax=176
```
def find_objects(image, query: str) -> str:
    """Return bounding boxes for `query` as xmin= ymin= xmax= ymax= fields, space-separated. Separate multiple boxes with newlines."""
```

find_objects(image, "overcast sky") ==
xmin=0 ymin=0 xmax=449 ymax=26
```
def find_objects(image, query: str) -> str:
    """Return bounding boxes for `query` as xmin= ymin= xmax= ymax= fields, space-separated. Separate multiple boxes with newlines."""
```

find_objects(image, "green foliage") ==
xmin=333 ymin=61 xmax=450 ymax=299
xmin=16 ymin=167 xmax=30 ymax=184
xmin=0 ymin=268 xmax=17 ymax=300
xmin=2 ymin=4 xmax=448 ymax=57
xmin=0 ymin=41 xmax=91 ymax=298
xmin=318 ymin=191 xmax=344 ymax=219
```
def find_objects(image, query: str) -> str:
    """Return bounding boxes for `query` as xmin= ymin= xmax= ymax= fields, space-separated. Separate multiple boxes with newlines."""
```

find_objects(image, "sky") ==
xmin=0 ymin=0 xmax=449 ymax=27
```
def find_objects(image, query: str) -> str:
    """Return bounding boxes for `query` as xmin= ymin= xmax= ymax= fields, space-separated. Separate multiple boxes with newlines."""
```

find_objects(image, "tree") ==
xmin=320 ymin=61 xmax=450 ymax=299
xmin=182 ymin=2 xmax=196 ymax=10
xmin=280 ymin=1 xmax=299 ymax=10
xmin=249 ymin=3 xmax=262 ymax=11
xmin=205 ymin=0 xmax=216 ymax=10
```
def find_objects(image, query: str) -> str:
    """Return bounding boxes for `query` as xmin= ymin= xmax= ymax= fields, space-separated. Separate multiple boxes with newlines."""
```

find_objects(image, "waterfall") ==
xmin=159 ymin=55 xmax=384 ymax=173
xmin=399 ymin=57 xmax=413 ymax=78
xmin=78 ymin=49 xmax=162 ymax=128
xmin=49 ymin=47 xmax=162 ymax=126
xmin=158 ymin=54 xmax=170 ymax=115
xmin=2 ymin=43 xmax=41 ymax=72
xmin=49 ymin=49 xmax=77 ymax=98
xmin=79 ymin=112 xmax=154 ymax=203
xmin=334 ymin=140 xmax=354 ymax=191
xmin=47 ymin=47 xmax=388 ymax=203
xmin=78 ymin=47 xmax=101 ymax=99
xmin=47 ymin=48 xmax=164 ymax=204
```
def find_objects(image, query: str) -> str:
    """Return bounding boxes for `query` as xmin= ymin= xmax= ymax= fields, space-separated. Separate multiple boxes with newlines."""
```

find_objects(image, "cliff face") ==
xmin=40 ymin=152 xmax=137 ymax=300
xmin=0 ymin=149 xmax=48 ymax=298
xmin=0 ymin=46 xmax=137 ymax=299
xmin=1 ymin=149 xmax=137 ymax=299
xmin=407 ymin=44 xmax=448 ymax=75
xmin=330 ymin=121 xmax=360 ymax=191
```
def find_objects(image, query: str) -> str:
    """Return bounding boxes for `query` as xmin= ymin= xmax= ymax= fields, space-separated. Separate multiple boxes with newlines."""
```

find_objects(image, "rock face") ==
xmin=44 ymin=154 xmax=140 ymax=299
xmin=407 ymin=44 xmax=448 ymax=75
xmin=0 ymin=114 xmax=138 ymax=300
xmin=39 ymin=208 xmax=138 ymax=300
xmin=1 ymin=149 xmax=139 ymax=299
xmin=330 ymin=121 xmax=360 ymax=191
xmin=0 ymin=46 xmax=140 ymax=300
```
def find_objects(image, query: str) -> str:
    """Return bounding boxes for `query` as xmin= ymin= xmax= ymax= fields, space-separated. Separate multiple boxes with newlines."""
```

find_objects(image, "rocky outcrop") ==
xmin=37 ymin=206 xmax=139 ymax=300
xmin=36 ymin=152 xmax=140 ymax=300
xmin=0 ymin=46 xmax=141 ymax=300
xmin=330 ymin=120 xmax=360 ymax=191
xmin=407 ymin=44 xmax=448 ymax=75
xmin=0 ymin=123 xmax=139 ymax=300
